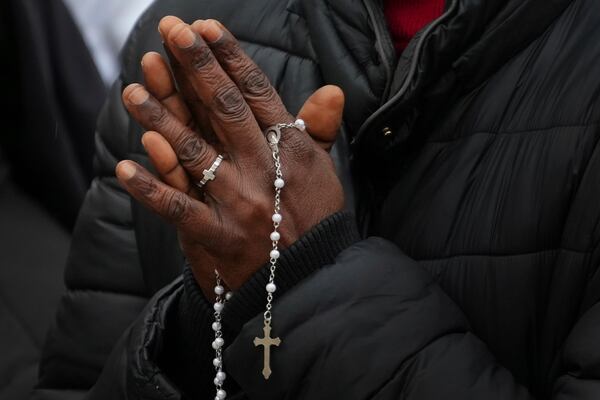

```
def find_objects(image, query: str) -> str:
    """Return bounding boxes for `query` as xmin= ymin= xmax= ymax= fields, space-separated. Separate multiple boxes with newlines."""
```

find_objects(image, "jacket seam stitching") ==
xmin=426 ymin=121 xmax=600 ymax=144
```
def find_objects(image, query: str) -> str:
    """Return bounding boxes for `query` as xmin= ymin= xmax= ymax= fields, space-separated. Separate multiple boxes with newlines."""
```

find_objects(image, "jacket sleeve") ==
xmin=224 ymin=236 xmax=535 ymax=400
xmin=118 ymin=215 xmax=537 ymax=399
xmin=552 ymin=301 xmax=600 ymax=399
xmin=32 ymin=77 xmax=152 ymax=400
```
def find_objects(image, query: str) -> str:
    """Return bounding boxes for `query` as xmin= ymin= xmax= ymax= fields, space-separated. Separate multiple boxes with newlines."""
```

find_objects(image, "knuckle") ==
xmin=190 ymin=43 xmax=216 ymax=70
xmin=212 ymin=85 xmax=251 ymax=123
xmin=163 ymin=191 xmax=192 ymax=223
xmin=216 ymin=37 xmax=244 ymax=64
xmin=135 ymin=173 xmax=159 ymax=199
xmin=176 ymin=135 xmax=211 ymax=170
xmin=148 ymin=105 xmax=169 ymax=128
xmin=242 ymin=68 xmax=274 ymax=98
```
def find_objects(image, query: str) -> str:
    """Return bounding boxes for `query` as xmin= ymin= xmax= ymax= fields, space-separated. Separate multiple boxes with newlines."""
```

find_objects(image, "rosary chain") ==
xmin=211 ymin=271 xmax=231 ymax=400
xmin=209 ymin=119 xmax=305 ymax=393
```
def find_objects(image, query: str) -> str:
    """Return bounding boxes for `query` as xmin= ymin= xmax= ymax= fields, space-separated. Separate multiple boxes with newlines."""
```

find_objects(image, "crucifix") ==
xmin=253 ymin=321 xmax=281 ymax=380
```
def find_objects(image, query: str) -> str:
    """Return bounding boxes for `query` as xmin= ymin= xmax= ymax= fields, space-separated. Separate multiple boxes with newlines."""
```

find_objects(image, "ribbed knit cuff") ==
xmin=222 ymin=211 xmax=360 ymax=331
xmin=177 ymin=211 xmax=360 ymax=362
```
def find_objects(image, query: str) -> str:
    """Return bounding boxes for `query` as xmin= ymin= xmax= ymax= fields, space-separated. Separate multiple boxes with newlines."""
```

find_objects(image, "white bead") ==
xmin=213 ymin=358 xmax=221 ymax=367
xmin=225 ymin=291 xmax=233 ymax=301
xmin=214 ymin=302 xmax=224 ymax=312
xmin=266 ymin=282 xmax=277 ymax=293
xmin=217 ymin=389 xmax=227 ymax=399
xmin=270 ymin=231 xmax=281 ymax=241
xmin=272 ymin=213 xmax=282 ymax=223
xmin=212 ymin=337 xmax=224 ymax=349
xmin=216 ymin=371 xmax=226 ymax=382
xmin=270 ymin=249 xmax=280 ymax=259
xmin=274 ymin=178 xmax=285 ymax=188
xmin=214 ymin=378 xmax=221 ymax=386
xmin=295 ymin=118 xmax=306 ymax=131
xmin=214 ymin=285 xmax=225 ymax=295
xmin=212 ymin=322 xmax=221 ymax=331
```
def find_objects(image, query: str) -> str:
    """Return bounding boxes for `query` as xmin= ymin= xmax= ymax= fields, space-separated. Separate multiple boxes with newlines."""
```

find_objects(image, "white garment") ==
xmin=64 ymin=0 xmax=155 ymax=85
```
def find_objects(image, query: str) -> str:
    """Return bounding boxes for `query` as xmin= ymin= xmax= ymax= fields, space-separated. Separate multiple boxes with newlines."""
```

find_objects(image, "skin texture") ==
xmin=117 ymin=17 xmax=345 ymax=297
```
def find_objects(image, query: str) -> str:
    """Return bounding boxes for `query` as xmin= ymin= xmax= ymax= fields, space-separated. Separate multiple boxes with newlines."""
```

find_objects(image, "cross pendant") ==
xmin=253 ymin=321 xmax=281 ymax=379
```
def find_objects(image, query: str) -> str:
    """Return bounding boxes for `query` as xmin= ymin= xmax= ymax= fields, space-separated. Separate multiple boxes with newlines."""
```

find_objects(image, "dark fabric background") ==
xmin=0 ymin=0 xmax=105 ymax=398
xmin=0 ymin=0 xmax=105 ymax=229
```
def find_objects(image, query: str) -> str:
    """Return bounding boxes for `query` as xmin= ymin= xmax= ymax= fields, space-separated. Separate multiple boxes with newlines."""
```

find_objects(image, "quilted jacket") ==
xmin=34 ymin=0 xmax=600 ymax=399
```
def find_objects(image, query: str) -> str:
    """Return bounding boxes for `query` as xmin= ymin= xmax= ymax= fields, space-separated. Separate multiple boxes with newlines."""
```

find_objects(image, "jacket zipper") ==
xmin=352 ymin=0 xmax=459 ymax=146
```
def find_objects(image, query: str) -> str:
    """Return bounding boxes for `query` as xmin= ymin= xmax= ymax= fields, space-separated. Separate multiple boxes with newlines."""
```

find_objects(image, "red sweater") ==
xmin=384 ymin=0 xmax=446 ymax=53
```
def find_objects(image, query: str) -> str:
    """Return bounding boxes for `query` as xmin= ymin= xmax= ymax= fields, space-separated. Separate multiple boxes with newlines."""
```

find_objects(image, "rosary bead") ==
xmin=216 ymin=371 xmax=226 ymax=381
xmin=270 ymin=231 xmax=281 ymax=241
xmin=266 ymin=282 xmax=277 ymax=293
xmin=295 ymin=119 xmax=306 ymax=131
xmin=272 ymin=213 xmax=282 ymax=223
xmin=270 ymin=249 xmax=280 ymax=259
xmin=225 ymin=291 xmax=233 ymax=301
xmin=214 ymin=378 xmax=221 ymax=386
xmin=212 ymin=322 xmax=221 ymax=331
xmin=217 ymin=389 xmax=227 ymax=399
xmin=214 ymin=285 xmax=225 ymax=295
xmin=274 ymin=178 xmax=285 ymax=188
xmin=213 ymin=358 xmax=222 ymax=367
xmin=212 ymin=337 xmax=225 ymax=349
xmin=214 ymin=302 xmax=224 ymax=312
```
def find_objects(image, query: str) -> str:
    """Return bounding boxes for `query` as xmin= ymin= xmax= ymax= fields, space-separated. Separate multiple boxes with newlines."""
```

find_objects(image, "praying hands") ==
xmin=115 ymin=17 xmax=345 ymax=296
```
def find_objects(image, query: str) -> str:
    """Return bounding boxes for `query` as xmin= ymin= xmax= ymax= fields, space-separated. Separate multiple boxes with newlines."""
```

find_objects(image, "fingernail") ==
xmin=128 ymin=86 xmax=149 ymax=105
xmin=173 ymin=24 xmax=196 ymax=48
xmin=203 ymin=20 xmax=223 ymax=43
xmin=141 ymin=134 xmax=149 ymax=149
xmin=117 ymin=161 xmax=136 ymax=180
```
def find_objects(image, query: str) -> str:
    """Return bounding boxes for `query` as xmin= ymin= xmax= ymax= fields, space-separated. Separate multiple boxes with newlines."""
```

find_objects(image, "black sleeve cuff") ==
xmin=221 ymin=211 xmax=361 ymax=331
xmin=172 ymin=211 xmax=360 ymax=394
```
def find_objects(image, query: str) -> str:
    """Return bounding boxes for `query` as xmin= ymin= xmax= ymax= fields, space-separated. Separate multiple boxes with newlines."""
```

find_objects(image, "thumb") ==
xmin=297 ymin=85 xmax=345 ymax=152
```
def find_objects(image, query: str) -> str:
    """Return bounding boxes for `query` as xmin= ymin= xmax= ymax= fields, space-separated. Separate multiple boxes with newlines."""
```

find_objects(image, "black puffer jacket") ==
xmin=35 ymin=0 xmax=600 ymax=399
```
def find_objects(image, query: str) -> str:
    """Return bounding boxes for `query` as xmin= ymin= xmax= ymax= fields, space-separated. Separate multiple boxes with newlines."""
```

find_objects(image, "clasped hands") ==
xmin=116 ymin=17 xmax=345 ymax=297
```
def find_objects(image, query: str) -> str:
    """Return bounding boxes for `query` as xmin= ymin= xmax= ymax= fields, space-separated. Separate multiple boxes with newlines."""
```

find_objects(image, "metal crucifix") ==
xmin=253 ymin=321 xmax=281 ymax=379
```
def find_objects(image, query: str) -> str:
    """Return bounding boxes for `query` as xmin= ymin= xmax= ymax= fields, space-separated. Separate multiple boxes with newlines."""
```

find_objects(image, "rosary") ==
xmin=209 ymin=119 xmax=306 ymax=400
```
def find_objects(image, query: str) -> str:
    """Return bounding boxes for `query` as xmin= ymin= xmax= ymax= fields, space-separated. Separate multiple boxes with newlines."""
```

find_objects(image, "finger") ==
xmin=115 ymin=160 xmax=215 ymax=235
xmin=297 ymin=85 xmax=345 ymax=152
xmin=141 ymin=131 xmax=192 ymax=195
xmin=165 ymin=45 xmax=220 ymax=145
xmin=142 ymin=51 xmax=193 ymax=127
xmin=122 ymin=83 xmax=223 ymax=183
xmin=159 ymin=16 xmax=219 ymax=145
xmin=193 ymin=20 xmax=292 ymax=129
xmin=166 ymin=23 xmax=264 ymax=155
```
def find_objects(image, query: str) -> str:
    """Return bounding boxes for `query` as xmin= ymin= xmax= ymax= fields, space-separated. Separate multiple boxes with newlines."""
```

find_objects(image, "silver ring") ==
xmin=196 ymin=154 xmax=224 ymax=189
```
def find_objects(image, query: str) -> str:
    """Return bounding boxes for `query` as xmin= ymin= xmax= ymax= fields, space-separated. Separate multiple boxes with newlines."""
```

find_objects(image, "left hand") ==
xmin=116 ymin=18 xmax=345 ymax=293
